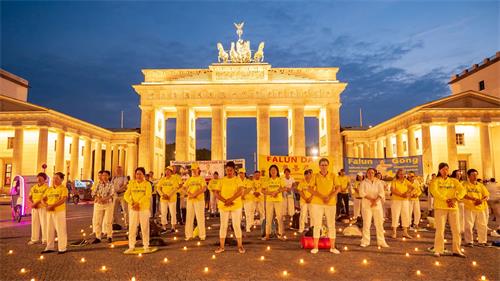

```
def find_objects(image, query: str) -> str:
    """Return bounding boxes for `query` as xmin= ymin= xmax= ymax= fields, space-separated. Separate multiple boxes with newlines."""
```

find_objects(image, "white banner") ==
xmin=170 ymin=159 xmax=246 ymax=179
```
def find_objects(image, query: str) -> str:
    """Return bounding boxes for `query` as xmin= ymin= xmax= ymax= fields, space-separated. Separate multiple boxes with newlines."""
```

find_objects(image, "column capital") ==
xmin=139 ymin=105 xmax=154 ymax=111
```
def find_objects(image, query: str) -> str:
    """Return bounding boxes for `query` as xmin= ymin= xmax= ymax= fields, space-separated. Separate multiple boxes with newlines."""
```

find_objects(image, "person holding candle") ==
xmin=430 ymin=162 xmax=466 ymax=257
xmin=41 ymin=172 xmax=68 ymax=254
xmin=390 ymin=169 xmax=415 ymax=239
xmin=462 ymin=168 xmax=489 ymax=247
xmin=28 ymin=172 xmax=49 ymax=245
xmin=184 ymin=163 xmax=207 ymax=241
xmin=407 ymin=171 xmax=423 ymax=231
xmin=156 ymin=166 xmax=181 ymax=233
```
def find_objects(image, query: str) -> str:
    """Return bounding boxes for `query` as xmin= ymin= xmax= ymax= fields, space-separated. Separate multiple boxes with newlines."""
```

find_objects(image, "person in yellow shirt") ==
xmin=407 ymin=171 xmax=423 ymax=230
xmin=157 ymin=166 xmax=180 ymax=233
xmin=184 ymin=163 xmax=207 ymax=241
xmin=390 ymin=169 xmax=415 ymax=239
xmin=262 ymin=164 xmax=287 ymax=241
xmin=462 ymin=169 xmax=490 ymax=246
xmin=207 ymin=172 xmax=220 ymax=216
xmin=336 ymin=169 xmax=350 ymax=218
xmin=124 ymin=167 xmax=152 ymax=253
xmin=430 ymin=162 xmax=466 ymax=258
xmin=28 ymin=172 xmax=49 ymax=245
xmin=41 ymin=172 xmax=68 ymax=254
xmin=352 ymin=173 xmax=364 ymax=220
xmin=239 ymin=168 xmax=255 ymax=232
xmin=309 ymin=158 xmax=341 ymax=254
xmin=251 ymin=171 xmax=266 ymax=227
xmin=213 ymin=161 xmax=245 ymax=254
xmin=297 ymin=169 xmax=314 ymax=233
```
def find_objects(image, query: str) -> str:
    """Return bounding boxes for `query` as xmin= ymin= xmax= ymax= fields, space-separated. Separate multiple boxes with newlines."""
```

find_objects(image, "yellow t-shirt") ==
xmin=408 ymin=180 xmax=422 ymax=201
xmin=207 ymin=178 xmax=220 ymax=191
xmin=156 ymin=176 xmax=180 ymax=203
xmin=391 ymin=179 xmax=412 ymax=200
xmin=297 ymin=179 xmax=313 ymax=204
xmin=462 ymin=181 xmax=489 ymax=211
xmin=214 ymin=176 xmax=243 ymax=211
xmin=337 ymin=175 xmax=350 ymax=194
xmin=184 ymin=176 xmax=206 ymax=202
xmin=173 ymin=174 xmax=183 ymax=194
xmin=43 ymin=184 xmax=68 ymax=212
xmin=353 ymin=181 xmax=361 ymax=198
xmin=124 ymin=180 xmax=152 ymax=211
xmin=247 ymin=178 xmax=264 ymax=201
xmin=237 ymin=177 xmax=252 ymax=201
xmin=311 ymin=172 xmax=339 ymax=206
xmin=264 ymin=177 xmax=286 ymax=202
xmin=430 ymin=177 xmax=465 ymax=210
xmin=30 ymin=183 xmax=48 ymax=203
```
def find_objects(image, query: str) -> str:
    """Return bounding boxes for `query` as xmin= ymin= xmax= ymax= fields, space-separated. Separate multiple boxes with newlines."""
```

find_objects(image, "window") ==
xmin=479 ymin=80 xmax=485 ymax=91
xmin=4 ymin=163 xmax=12 ymax=186
xmin=415 ymin=137 xmax=420 ymax=150
xmin=458 ymin=160 xmax=467 ymax=178
xmin=7 ymin=137 xmax=14 ymax=149
xmin=456 ymin=133 xmax=465 ymax=145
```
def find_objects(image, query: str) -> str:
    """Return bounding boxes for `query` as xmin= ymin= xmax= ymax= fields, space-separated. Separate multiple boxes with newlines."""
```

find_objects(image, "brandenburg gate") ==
xmin=132 ymin=23 xmax=347 ymax=175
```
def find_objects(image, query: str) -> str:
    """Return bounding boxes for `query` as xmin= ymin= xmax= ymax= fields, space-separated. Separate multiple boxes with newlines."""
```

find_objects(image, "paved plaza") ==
xmin=0 ymin=203 xmax=498 ymax=281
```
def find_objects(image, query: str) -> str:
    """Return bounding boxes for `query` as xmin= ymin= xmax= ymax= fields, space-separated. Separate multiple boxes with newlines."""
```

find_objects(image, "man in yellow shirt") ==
xmin=463 ymin=169 xmax=490 ymax=246
xmin=336 ymin=169 xmax=350 ymax=218
xmin=157 ymin=166 xmax=180 ymax=233
xmin=390 ymin=169 xmax=415 ymax=239
xmin=124 ymin=167 xmax=152 ymax=253
xmin=407 ymin=171 xmax=423 ymax=230
xmin=28 ymin=172 xmax=48 ymax=245
xmin=213 ymin=161 xmax=245 ymax=254
xmin=297 ymin=169 xmax=314 ymax=233
xmin=430 ymin=163 xmax=466 ymax=257
xmin=309 ymin=158 xmax=341 ymax=254
xmin=184 ymin=163 xmax=207 ymax=241
xmin=41 ymin=172 xmax=68 ymax=254
xmin=207 ymin=172 xmax=220 ymax=216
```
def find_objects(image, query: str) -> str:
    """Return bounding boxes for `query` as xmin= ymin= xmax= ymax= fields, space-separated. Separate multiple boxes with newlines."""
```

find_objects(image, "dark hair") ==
xmin=319 ymin=158 xmax=329 ymax=165
xmin=101 ymin=170 xmax=111 ymax=176
xmin=491 ymin=178 xmax=496 ymax=183
xmin=55 ymin=172 xmax=65 ymax=180
xmin=37 ymin=172 xmax=47 ymax=181
xmin=437 ymin=163 xmax=449 ymax=177
xmin=304 ymin=169 xmax=313 ymax=175
xmin=367 ymin=167 xmax=376 ymax=173
xmin=450 ymin=170 xmax=460 ymax=179
xmin=226 ymin=161 xmax=236 ymax=169
xmin=254 ymin=170 xmax=261 ymax=174
xmin=213 ymin=171 xmax=219 ymax=176
xmin=284 ymin=168 xmax=291 ymax=173
xmin=269 ymin=165 xmax=280 ymax=178
xmin=135 ymin=167 xmax=146 ymax=175
xmin=467 ymin=169 xmax=478 ymax=176
xmin=98 ymin=171 xmax=103 ymax=175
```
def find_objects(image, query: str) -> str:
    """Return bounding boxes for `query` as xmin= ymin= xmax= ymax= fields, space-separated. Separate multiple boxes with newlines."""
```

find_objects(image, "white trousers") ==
xmin=353 ymin=198 xmax=361 ymax=218
xmin=113 ymin=195 xmax=128 ymax=226
xmin=93 ymin=202 xmax=114 ymax=239
xmin=185 ymin=200 xmax=206 ymax=239
xmin=299 ymin=202 xmax=310 ymax=232
xmin=265 ymin=201 xmax=284 ymax=235
xmin=458 ymin=202 xmax=465 ymax=233
xmin=361 ymin=200 xmax=386 ymax=246
xmin=391 ymin=200 xmax=410 ymax=228
xmin=220 ymin=208 xmax=242 ymax=239
xmin=31 ymin=207 xmax=47 ymax=243
xmin=434 ymin=209 xmax=461 ymax=254
xmin=282 ymin=193 xmax=295 ymax=217
xmin=244 ymin=201 xmax=256 ymax=231
xmin=45 ymin=211 xmax=67 ymax=252
xmin=128 ymin=209 xmax=150 ymax=250
xmin=310 ymin=204 xmax=336 ymax=239
xmin=464 ymin=209 xmax=488 ymax=244
xmin=409 ymin=200 xmax=421 ymax=226
xmin=209 ymin=191 xmax=218 ymax=213
xmin=160 ymin=201 xmax=177 ymax=227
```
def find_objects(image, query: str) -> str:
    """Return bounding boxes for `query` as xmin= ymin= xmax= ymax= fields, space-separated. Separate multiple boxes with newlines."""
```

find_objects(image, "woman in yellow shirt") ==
xmin=157 ymin=166 xmax=180 ymax=233
xmin=207 ymin=172 xmax=220 ymax=216
xmin=430 ymin=162 xmax=466 ymax=258
xmin=124 ymin=167 xmax=152 ymax=253
xmin=213 ymin=161 xmax=245 ymax=254
xmin=297 ymin=169 xmax=314 ymax=233
xmin=390 ymin=169 xmax=414 ymax=239
xmin=28 ymin=172 xmax=48 ymax=245
xmin=262 ymin=165 xmax=286 ymax=241
xmin=462 ymin=168 xmax=489 ymax=246
xmin=41 ymin=172 xmax=68 ymax=254
xmin=184 ymin=163 xmax=207 ymax=241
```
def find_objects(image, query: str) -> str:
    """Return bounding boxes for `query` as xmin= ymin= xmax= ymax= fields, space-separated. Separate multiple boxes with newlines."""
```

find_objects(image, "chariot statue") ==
xmin=216 ymin=22 xmax=265 ymax=63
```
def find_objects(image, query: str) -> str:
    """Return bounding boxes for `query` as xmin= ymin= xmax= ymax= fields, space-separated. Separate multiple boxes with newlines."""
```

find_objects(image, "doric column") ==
xmin=126 ymin=144 xmax=137 ymax=177
xmin=119 ymin=146 xmax=126 ymax=168
xmin=12 ymin=127 xmax=24 ymax=176
xmin=480 ymin=122 xmax=492 ymax=179
xmin=377 ymin=138 xmax=384 ymax=158
xmin=396 ymin=130 xmax=405 ymax=157
xmin=175 ymin=105 xmax=189 ymax=161
xmin=257 ymin=104 xmax=271 ymax=159
xmin=104 ymin=142 xmax=112 ymax=171
xmin=353 ymin=144 xmax=359 ymax=158
xmin=93 ymin=142 xmax=102 ymax=181
xmin=36 ymin=127 xmax=49 ymax=172
xmin=421 ymin=123 xmax=433 ymax=177
xmin=288 ymin=106 xmax=305 ymax=156
xmin=55 ymin=131 xmax=65 ymax=172
xmin=363 ymin=143 xmax=369 ymax=158
xmin=69 ymin=134 xmax=80 ymax=180
xmin=447 ymin=120 xmax=458 ymax=171
xmin=82 ymin=138 xmax=92 ymax=179
xmin=138 ymin=105 xmax=154 ymax=171
xmin=112 ymin=145 xmax=119 ymax=173
xmin=385 ymin=135 xmax=394 ymax=158
xmin=346 ymin=141 xmax=354 ymax=158
xmin=369 ymin=140 xmax=376 ymax=158
xmin=211 ymin=105 xmax=226 ymax=160
xmin=327 ymin=103 xmax=342 ymax=172
xmin=407 ymin=126 xmax=417 ymax=156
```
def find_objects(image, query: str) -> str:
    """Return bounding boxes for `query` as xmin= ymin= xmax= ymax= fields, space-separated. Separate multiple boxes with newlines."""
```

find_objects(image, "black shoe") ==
xmin=170 ymin=228 xmax=176 ymax=233
xmin=58 ymin=250 xmax=67 ymax=254
xmin=465 ymin=242 xmax=474 ymax=247
xmin=41 ymin=250 xmax=56 ymax=254
xmin=107 ymin=238 xmax=112 ymax=243
xmin=92 ymin=238 xmax=101 ymax=244
xmin=452 ymin=252 xmax=466 ymax=258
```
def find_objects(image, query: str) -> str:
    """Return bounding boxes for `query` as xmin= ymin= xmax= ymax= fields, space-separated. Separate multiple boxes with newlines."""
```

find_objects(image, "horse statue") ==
xmin=253 ymin=42 xmax=265 ymax=63
xmin=230 ymin=42 xmax=240 ymax=63
xmin=217 ymin=42 xmax=229 ymax=63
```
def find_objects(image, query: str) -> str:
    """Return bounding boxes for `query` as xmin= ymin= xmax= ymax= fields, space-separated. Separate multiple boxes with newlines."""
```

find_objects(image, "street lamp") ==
xmin=310 ymin=147 xmax=319 ymax=156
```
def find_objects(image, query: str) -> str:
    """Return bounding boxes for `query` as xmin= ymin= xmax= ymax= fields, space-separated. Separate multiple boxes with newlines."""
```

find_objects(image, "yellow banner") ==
xmin=258 ymin=155 xmax=335 ymax=181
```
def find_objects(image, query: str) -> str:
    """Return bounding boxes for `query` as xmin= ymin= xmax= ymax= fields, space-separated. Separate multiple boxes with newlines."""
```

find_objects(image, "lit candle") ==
xmin=138 ymin=253 xmax=142 ymax=257
xmin=183 ymin=246 xmax=187 ymax=250
xmin=416 ymin=270 xmax=421 ymax=276
xmin=80 ymin=229 xmax=84 ymax=233
xmin=163 ymin=258 xmax=168 ymax=263
xmin=131 ymin=277 xmax=136 ymax=281
xmin=260 ymin=256 xmax=265 ymax=261
xmin=89 ymin=224 xmax=92 ymax=228
xmin=294 ymin=232 xmax=297 ymax=236
xmin=204 ymin=267 xmax=209 ymax=273
xmin=83 ymin=233 xmax=86 ymax=237
xmin=207 ymin=227 xmax=211 ymax=230
xmin=110 ymin=244 xmax=115 ymax=248
xmin=434 ymin=261 xmax=440 ymax=266
xmin=414 ymin=247 xmax=419 ymax=251
xmin=101 ymin=265 xmax=107 ymax=271
xmin=283 ymin=236 xmax=287 ymax=239
xmin=299 ymin=259 xmax=304 ymax=264
xmin=8 ymin=250 xmax=13 ymax=254
xmin=30 ymin=279 xmax=35 ymax=281
xmin=20 ymin=268 xmax=26 ymax=274
xmin=377 ymin=246 xmax=381 ymax=250
xmin=230 ymin=234 xmax=234 ymax=238
xmin=405 ymin=253 xmax=410 ymax=257
xmin=343 ymin=246 xmax=348 ymax=251
xmin=39 ymin=255 xmax=44 ymax=260
xmin=173 ymin=237 xmax=177 ymax=241
xmin=266 ymin=246 xmax=271 ymax=251
xmin=211 ymin=255 xmax=216 ymax=259
xmin=330 ymin=266 xmax=335 ymax=272
xmin=481 ymin=276 xmax=486 ymax=281
xmin=416 ymin=234 xmax=421 ymax=238
xmin=80 ymin=257 xmax=86 ymax=263
xmin=362 ymin=259 xmax=367 ymax=265
xmin=444 ymin=239 xmax=447 ymax=243
xmin=339 ymin=228 xmax=342 ymax=232
xmin=472 ymin=261 xmax=477 ymax=266
xmin=197 ymin=242 xmax=201 ymax=246
xmin=402 ymin=237 xmax=406 ymax=241
xmin=283 ymin=270 xmax=288 ymax=276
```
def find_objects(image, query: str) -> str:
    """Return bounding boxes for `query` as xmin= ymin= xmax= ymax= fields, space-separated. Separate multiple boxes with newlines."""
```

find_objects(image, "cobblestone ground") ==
xmin=0 ymin=203 xmax=499 ymax=281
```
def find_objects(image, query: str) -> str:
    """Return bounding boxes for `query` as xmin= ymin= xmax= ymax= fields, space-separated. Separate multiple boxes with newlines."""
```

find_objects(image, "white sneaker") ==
xmin=27 ymin=240 xmax=38 ymax=245
xmin=360 ymin=243 xmax=369 ymax=248
xmin=378 ymin=243 xmax=389 ymax=248
xmin=124 ymin=248 xmax=135 ymax=254
xmin=310 ymin=248 xmax=319 ymax=254
xmin=330 ymin=248 xmax=340 ymax=254
xmin=246 ymin=230 xmax=251 ymax=233
xmin=491 ymin=230 xmax=500 ymax=237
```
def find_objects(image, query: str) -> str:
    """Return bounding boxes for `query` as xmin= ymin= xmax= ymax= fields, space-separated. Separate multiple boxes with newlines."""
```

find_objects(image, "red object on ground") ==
xmin=300 ymin=236 xmax=331 ymax=249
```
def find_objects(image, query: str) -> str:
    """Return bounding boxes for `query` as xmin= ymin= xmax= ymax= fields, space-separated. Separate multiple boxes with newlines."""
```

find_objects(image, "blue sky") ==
xmin=1 ymin=1 xmax=498 ymax=168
